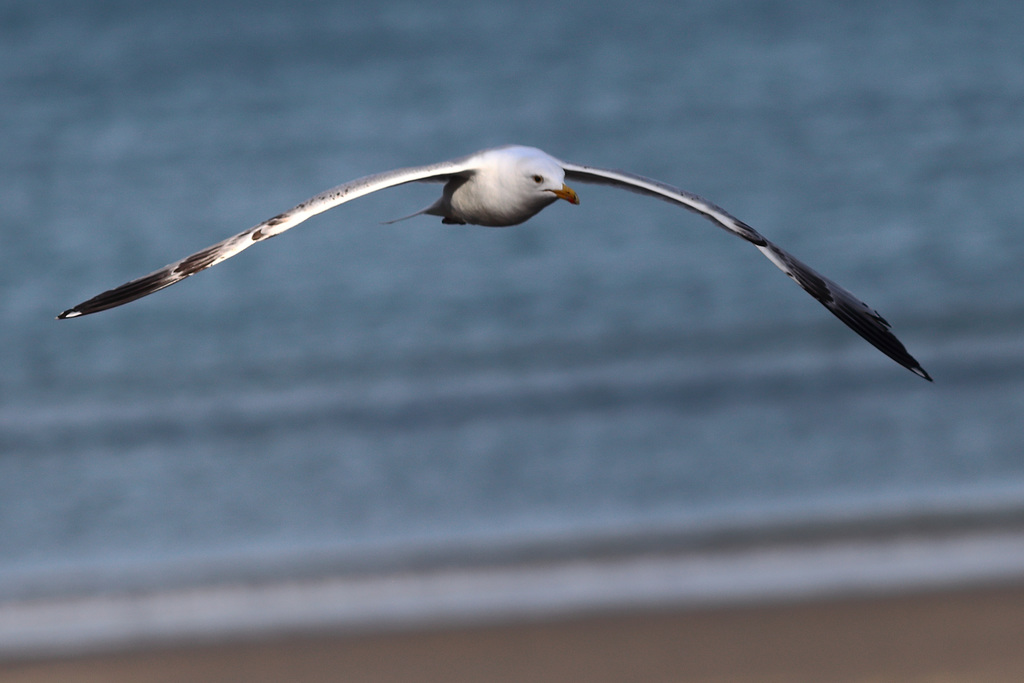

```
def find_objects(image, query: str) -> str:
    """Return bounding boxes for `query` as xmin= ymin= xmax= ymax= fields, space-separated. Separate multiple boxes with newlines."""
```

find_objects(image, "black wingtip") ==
xmin=56 ymin=308 xmax=81 ymax=320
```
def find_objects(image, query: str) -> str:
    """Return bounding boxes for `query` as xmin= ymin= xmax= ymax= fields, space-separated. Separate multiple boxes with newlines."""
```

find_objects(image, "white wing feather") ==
xmin=57 ymin=154 xmax=478 ymax=319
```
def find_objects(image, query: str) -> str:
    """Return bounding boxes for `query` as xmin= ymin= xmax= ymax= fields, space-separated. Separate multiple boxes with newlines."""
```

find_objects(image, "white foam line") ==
xmin=3 ymin=529 xmax=1024 ymax=659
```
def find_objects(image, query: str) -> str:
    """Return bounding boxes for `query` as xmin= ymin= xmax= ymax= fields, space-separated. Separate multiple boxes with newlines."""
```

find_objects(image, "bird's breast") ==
xmin=448 ymin=178 xmax=554 ymax=227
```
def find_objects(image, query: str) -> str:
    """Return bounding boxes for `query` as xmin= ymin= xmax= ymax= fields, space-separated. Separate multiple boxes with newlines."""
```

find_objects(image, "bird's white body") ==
xmin=425 ymin=146 xmax=572 ymax=226
xmin=58 ymin=145 xmax=930 ymax=380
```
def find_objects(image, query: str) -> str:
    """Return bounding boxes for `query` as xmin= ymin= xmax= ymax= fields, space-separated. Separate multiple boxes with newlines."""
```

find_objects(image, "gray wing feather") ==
xmin=561 ymin=161 xmax=931 ymax=380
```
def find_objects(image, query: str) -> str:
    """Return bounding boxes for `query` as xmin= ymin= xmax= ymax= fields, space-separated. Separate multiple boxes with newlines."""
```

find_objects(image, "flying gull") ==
xmin=57 ymin=145 xmax=931 ymax=380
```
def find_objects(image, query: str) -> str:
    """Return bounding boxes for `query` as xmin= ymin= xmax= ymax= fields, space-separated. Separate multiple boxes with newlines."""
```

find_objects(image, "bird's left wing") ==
xmin=560 ymin=161 xmax=931 ymax=380
xmin=57 ymin=154 xmax=480 ymax=319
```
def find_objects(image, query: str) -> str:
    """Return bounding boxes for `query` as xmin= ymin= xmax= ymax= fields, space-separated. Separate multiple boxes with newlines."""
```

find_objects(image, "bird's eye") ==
xmin=532 ymin=175 xmax=543 ymax=184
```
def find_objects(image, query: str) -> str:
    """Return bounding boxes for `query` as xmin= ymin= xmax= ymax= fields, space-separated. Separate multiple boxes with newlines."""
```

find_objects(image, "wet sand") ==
xmin=3 ymin=583 xmax=1024 ymax=683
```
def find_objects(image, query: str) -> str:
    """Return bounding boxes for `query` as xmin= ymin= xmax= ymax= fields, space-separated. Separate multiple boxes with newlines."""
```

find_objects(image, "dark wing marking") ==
xmin=561 ymin=162 xmax=931 ymax=380
xmin=57 ymin=156 xmax=478 ymax=319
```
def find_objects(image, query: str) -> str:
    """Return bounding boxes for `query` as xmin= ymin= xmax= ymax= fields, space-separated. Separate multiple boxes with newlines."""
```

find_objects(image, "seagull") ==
xmin=57 ymin=145 xmax=931 ymax=380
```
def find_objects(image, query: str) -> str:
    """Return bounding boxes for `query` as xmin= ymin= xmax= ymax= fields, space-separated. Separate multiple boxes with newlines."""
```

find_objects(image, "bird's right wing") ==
xmin=57 ymin=154 xmax=480 ymax=319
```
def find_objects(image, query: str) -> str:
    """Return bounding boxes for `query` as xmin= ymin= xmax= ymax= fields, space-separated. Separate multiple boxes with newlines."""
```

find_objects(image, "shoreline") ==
xmin=4 ymin=525 xmax=1024 ymax=661
xmin=2 ymin=524 xmax=1024 ymax=682
xmin=4 ymin=582 xmax=1024 ymax=682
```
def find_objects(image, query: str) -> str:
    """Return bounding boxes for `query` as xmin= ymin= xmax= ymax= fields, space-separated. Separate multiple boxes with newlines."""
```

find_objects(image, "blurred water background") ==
xmin=3 ymin=0 xmax=1024 ymax=651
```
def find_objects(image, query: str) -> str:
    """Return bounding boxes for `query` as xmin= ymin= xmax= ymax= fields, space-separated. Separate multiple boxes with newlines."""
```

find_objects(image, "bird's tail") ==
xmin=381 ymin=198 xmax=446 ymax=225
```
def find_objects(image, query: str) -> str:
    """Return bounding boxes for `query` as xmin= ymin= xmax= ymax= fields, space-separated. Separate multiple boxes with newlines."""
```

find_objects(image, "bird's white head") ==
xmin=457 ymin=146 xmax=579 ymax=226
xmin=507 ymin=145 xmax=580 ymax=206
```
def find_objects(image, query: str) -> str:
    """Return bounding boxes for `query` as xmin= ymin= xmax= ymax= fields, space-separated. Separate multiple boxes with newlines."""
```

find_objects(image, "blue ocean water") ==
xmin=3 ymin=0 xmax=1024 ymax=606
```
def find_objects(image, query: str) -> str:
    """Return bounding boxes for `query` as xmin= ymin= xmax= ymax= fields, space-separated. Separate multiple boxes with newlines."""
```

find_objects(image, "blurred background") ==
xmin=3 ymin=0 xmax=1024 ymax=676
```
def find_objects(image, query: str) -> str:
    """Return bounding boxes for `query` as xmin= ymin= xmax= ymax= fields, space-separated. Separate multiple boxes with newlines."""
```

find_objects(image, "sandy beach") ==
xmin=3 ymin=582 xmax=1024 ymax=683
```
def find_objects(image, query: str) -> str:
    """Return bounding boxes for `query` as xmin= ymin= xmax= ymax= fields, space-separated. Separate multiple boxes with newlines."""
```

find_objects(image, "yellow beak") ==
xmin=549 ymin=183 xmax=580 ymax=205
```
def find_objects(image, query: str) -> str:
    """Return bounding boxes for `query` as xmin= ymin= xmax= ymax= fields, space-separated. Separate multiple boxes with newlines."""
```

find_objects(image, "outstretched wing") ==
xmin=561 ymin=161 xmax=931 ymax=381
xmin=57 ymin=155 xmax=479 ymax=319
